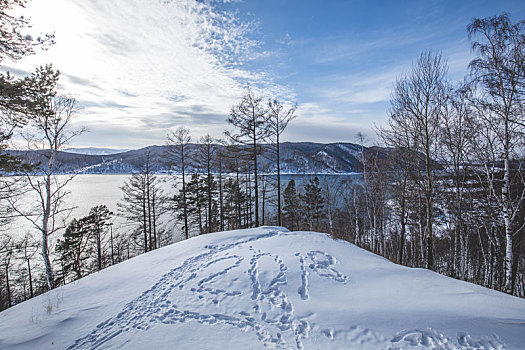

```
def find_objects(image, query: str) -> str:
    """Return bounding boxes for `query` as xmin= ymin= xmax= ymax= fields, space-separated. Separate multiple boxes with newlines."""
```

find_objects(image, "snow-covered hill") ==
xmin=0 ymin=227 xmax=524 ymax=349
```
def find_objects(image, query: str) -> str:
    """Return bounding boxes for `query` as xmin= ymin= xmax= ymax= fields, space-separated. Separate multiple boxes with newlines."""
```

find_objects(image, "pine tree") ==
xmin=301 ymin=177 xmax=325 ymax=231
xmin=185 ymin=173 xmax=207 ymax=235
xmin=1 ymin=0 xmax=55 ymax=172
xmin=282 ymin=179 xmax=300 ymax=231
xmin=85 ymin=205 xmax=113 ymax=271
xmin=55 ymin=218 xmax=93 ymax=282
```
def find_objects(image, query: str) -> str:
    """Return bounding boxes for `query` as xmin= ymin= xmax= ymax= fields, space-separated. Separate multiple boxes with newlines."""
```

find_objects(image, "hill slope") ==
xmin=0 ymin=227 xmax=524 ymax=349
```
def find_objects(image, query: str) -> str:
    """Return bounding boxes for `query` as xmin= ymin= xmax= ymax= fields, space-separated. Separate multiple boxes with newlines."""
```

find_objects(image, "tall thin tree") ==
xmin=388 ymin=51 xmax=448 ymax=270
xmin=166 ymin=127 xmax=191 ymax=239
xmin=226 ymin=87 xmax=270 ymax=227
xmin=468 ymin=14 xmax=525 ymax=293
xmin=267 ymin=99 xmax=297 ymax=226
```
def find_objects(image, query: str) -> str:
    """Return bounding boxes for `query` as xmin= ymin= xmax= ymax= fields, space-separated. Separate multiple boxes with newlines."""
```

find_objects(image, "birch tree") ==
xmin=9 ymin=86 xmax=82 ymax=290
xmin=387 ymin=51 xmax=448 ymax=270
xmin=467 ymin=14 xmax=525 ymax=293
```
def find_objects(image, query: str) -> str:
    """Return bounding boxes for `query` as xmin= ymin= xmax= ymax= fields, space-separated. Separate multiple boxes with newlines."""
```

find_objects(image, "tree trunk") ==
xmin=97 ymin=225 xmax=102 ymax=271
xmin=146 ymin=174 xmax=153 ymax=250
xmin=142 ymin=181 xmax=148 ymax=253
xmin=42 ymin=171 xmax=55 ymax=290
xmin=5 ymin=265 xmax=11 ymax=307
xmin=503 ymin=155 xmax=514 ymax=293
xmin=27 ymin=258 xmax=33 ymax=298
xmin=207 ymin=157 xmax=212 ymax=234
xmin=398 ymin=197 xmax=406 ymax=265
xmin=425 ymin=130 xmax=434 ymax=270
xmin=277 ymin=133 xmax=282 ymax=226
xmin=182 ymin=149 xmax=189 ymax=239
xmin=152 ymin=190 xmax=157 ymax=249
xmin=110 ymin=226 xmax=115 ymax=265
xmin=236 ymin=169 xmax=241 ymax=229
xmin=219 ymin=158 xmax=224 ymax=231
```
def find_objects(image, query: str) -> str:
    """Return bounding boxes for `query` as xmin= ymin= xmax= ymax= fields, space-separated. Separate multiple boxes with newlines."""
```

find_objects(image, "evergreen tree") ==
xmin=301 ymin=177 xmax=325 ymax=231
xmin=185 ymin=173 xmax=208 ymax=235
xmin=55 ymin=218 xmax=93 ymax=282
xmin=85 ymin=205 xmax=112 ymax=271
xmin=196 ymin=134 xmax=217 ymax=233
xmin=282 ymin=179 xmax=300 ymax=231
xmin=1 ymin=0 xmax=55 ymax=173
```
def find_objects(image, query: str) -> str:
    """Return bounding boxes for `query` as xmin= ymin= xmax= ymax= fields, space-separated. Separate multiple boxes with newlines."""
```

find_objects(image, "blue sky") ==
xmin=3 ymin=0 xmax=524 ymax=148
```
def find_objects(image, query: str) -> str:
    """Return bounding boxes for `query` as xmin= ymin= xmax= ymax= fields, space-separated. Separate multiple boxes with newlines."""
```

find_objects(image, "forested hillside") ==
xmin=5 ymin=142 xmax=375 ymax=174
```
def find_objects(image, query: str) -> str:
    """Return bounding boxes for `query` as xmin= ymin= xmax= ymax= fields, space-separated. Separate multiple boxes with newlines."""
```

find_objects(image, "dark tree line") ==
xmin=1 ymin=204 xmax=117 ymax=310
xmin=164 ymin=88 xmax=297 ymax=238
xmin=55 ymin=205 xmax=113 ymax=283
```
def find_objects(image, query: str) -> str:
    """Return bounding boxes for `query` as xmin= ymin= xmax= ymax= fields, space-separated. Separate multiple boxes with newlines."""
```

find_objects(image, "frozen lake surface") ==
xmin=7 ymin=173 xmax=362 ymax=242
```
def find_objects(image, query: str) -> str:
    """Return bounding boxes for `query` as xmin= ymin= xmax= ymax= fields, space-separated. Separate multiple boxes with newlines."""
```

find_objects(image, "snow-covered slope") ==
xmin=1 ymin=227 xmax=524 ymax=349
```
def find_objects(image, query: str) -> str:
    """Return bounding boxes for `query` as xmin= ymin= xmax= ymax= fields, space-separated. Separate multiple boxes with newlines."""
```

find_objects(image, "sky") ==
xmin=2 ymin=0 xmax=524 ymax=149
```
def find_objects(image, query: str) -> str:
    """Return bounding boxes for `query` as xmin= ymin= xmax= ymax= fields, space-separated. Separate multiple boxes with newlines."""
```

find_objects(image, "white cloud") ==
xmin=2 ymin=0 xmax=272 ymax=148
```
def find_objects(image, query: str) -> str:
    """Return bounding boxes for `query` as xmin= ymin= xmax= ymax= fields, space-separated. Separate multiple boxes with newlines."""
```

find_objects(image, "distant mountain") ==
xmin=5 ymin=142 xmax=389 ymax=174
xmin=64 ymin=147 xmax=130 ymax=155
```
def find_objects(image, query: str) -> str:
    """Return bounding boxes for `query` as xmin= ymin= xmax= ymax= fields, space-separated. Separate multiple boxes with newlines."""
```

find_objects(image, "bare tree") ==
xmin=440 ymin=84 xmax=476 ymax=278
xmin=0 ymin=234 xmax=15 ymax=308
xmin=226 ymin=87 xmax=270 ymax=227
xmin=267 ymin=99 xmax=297 ymax=226
xmin=118 ymin=154 xmax=163 ymax=253
xmin=322 ymin=176 xmax=344 ymax=235
xmin=166 ymin=127 xmax=191 ymax=239
xmin=215 ymin=138 xmax=227 ymax=231
xmin=468 ymin=14 xmax=525 ymax=293
xmin=387 ymin=51 xmax=448 ymax=269
xmin=19 ymin=233 xmax=38 ymax=298
xmin=9 ymin=89 xmax=83 ymax=290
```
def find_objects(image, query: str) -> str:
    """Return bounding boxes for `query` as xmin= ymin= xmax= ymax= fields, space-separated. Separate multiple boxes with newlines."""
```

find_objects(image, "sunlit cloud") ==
xmin=2 ymin=0 xmax=271 ymax=148
xmin=2 ymin=0 xmax=521 ymax=148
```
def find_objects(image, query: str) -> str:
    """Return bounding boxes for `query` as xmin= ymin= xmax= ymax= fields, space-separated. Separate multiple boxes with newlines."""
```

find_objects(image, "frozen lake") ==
xmin=6 ymin=175 xmax=177 ymax=243
xmin=6 ymin=173 xmax=362 ymax=243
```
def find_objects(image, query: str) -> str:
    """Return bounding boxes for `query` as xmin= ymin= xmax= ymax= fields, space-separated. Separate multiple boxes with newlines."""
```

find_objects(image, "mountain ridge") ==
xmin=6 ymin=142 xmax=379 ymax=174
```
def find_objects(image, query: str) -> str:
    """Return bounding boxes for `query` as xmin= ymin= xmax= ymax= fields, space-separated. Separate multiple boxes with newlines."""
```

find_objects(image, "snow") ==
xmin=1 ymin=227 xmax=524 ymax=349
xmin=63 ymin=147 xmax=129 ymax=155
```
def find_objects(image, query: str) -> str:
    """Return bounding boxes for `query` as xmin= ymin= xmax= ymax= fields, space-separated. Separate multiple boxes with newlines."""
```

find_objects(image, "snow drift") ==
xmin=0 ymin=227 xmax=524 ymax=349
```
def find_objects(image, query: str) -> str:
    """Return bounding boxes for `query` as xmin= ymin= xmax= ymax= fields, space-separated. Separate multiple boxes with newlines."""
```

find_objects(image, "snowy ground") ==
xmin=1 ymin=227 xmax=524 ymax=349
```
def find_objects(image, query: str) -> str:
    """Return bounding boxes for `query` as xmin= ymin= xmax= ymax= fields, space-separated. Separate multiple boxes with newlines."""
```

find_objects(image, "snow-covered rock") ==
xmin=1 ymin=227 xmax=524 ymax=349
